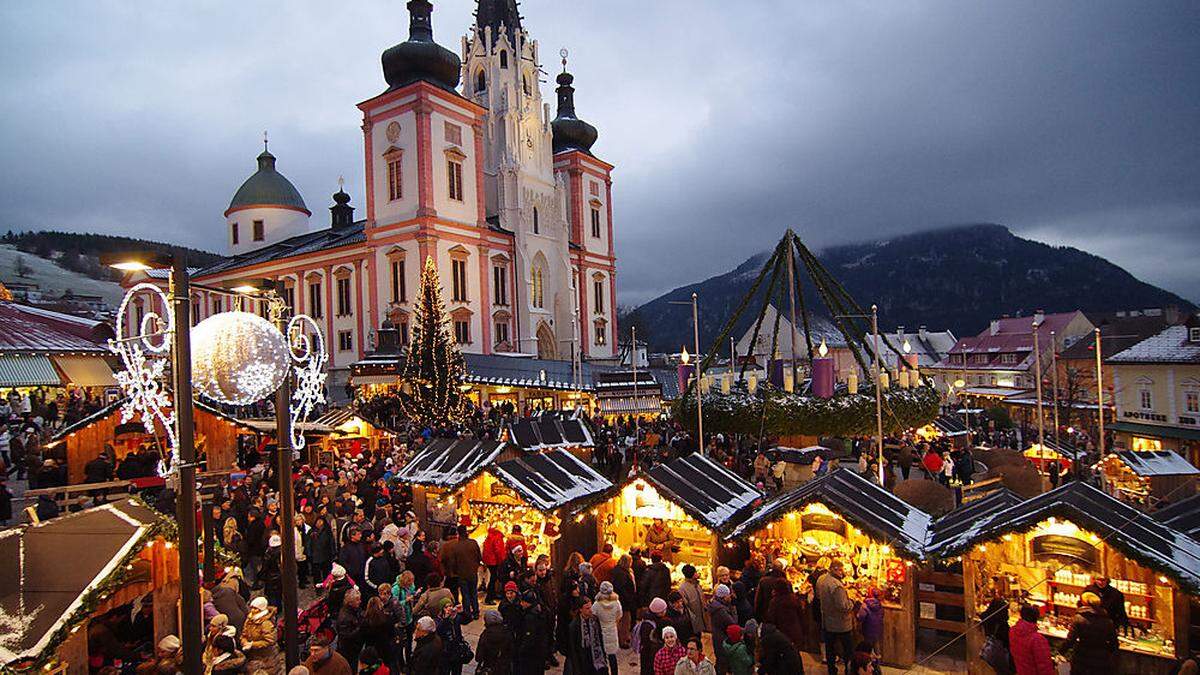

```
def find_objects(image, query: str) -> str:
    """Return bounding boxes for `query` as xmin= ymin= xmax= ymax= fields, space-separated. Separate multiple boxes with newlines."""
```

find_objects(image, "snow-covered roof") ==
xmin=1108 ymin=325 xmax=1200 ymax=365
xmin=396 ymin=437 xmax=506 ymax=488
xmin=729 ymin=468 xmax=932 ymax=559
xmin=931 ymin=415 xmax=968 ymax=437
xmin=932 ymin=481 xmax=1200 ymax=593
xmin=925 ymin=488 xmax=1022 ymax=556
xmin=644 ymin=453 xmax=761 ymax=532
xmin=1114 ymin=450 xmax=1200 ymax=477
xmin=506 ymin=415 xmax=593 ymax=451
xmin=1154 ymin=493 xmax=1200 ymax=541
xmin=0 ymin=301 xmax=113 ymax=353
xmin=489 ymin=449 xmax=612 ymax=511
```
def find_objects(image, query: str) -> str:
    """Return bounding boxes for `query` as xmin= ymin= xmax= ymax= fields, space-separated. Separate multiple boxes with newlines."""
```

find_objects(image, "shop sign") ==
xmin=801 ymin=512 xmax=847 ymax=537
xmin=489 ymin=482 xmax=517 ymax=499
xmin=1030 ymin=534 xmax=1098 ymax=567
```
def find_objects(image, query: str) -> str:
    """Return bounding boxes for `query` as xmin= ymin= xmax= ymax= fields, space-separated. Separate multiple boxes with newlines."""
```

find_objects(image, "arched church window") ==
xmin=475 ymin=69 xmax=486 ymax=93
xmin=533 ymin=207 xmax=539 ymax=234
xmin=499 ymin=50 xmax=508 ymax=69
xmin=531 ymin=265 xmax=544 ymax=308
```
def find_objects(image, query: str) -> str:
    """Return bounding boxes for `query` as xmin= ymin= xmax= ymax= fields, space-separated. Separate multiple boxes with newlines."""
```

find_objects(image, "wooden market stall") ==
xmin=1023 ymin=438 xmax=1084 ymax=475
xmin=1099 ymin=450 xmax=1199 ymax=509
xmin=45 ymin=398 xmax=255 ymax=484
xmin=728 ymin=468 xmax=931 ymax=667
xmin=394 ymin=437 xmax=507 ymax=533
xmin=916 ymin=414 xmax=970 ymax=446
xmin=505 ymin=411 xmax=595 ymax=461
xmin=0 ymin=500 xmax=181 ymax=674
xmin=577 ymin=453 xmax=761 ymax=586
xmin=313 ymin=405 xmax=399 ymax=460
xmin=763 ymin=445 xmax=832 ymax=489
xmin=934 ymin=481 xmax=1200 ymax=675
xmin=1155 ymin=493 xmax=1200 ymax=541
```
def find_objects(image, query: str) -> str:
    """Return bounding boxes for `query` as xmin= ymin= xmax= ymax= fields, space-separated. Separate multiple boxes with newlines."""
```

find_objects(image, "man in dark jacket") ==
xmin=335 ymin=588 xmax=364 ymax=670
xmin=515 ymin=590 xmax=547 ymax=675
xmin=1083 ymin=576 xmax=1129 ymax=633
xmin=754 ymin=559 xmax=790 ymax=621
xmin=638 ymin=552 xmax=672 ymax=609
xmin=410 ymin=616 xmax=443 ymax=675
xmin=708 ymin=585 xmax=737 ymax=675
xmin=568 ymin=597 xmax=609 ymax=675
xmin=475 ymin=609 xmax=514 ymax=675
xmin=365 ymin=544 xmax=392 ymax=594
xmin=84 ymin=451 xmax=113 ymax=484
xmin=758 ymin=622 xmax=804 ymax=675
xmin=338 ymin=527 xmax=369 ymax=589
xmin=442 ymin=525 xmax=484 ymax=620
xmin=1061 ymin=592 xmax=1118 ymax=674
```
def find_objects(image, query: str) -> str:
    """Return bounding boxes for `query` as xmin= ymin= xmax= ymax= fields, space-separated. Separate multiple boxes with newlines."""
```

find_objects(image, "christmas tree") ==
xmin=402 ymin=255 xmax=469 ymax=426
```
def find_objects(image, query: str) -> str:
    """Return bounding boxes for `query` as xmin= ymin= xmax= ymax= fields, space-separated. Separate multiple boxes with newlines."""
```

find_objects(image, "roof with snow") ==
xmin=932 ymin=481 xmax=1200 ymax=592
xmin=395 ymin=437 xmax=506 ymax=488
xmin=1108 ymin=325 xmax=1200 ymax=365
xmin=489 ymin=449 xmax=612 ymax=511
xmin=931 ymin=415 xmax=968 ymax=437
xmin=933 ymin=310 xmax=1089 ymax=371
xmin=1113 ymin=450 xmax=1199 ymax=477
xmin=643 ymin=453 xmax=761 ymax=531
xmin=1154 ymin=493 xmax=1200 ymax=541
xmin=0 ymin=301 xmax=113 ymax=353
xmin=506 ymin=413 xmax=593 ymax=451
xmin=1024 ymin=438 xmax=1085 ymax=460
xmin=728 ymin=468 xmax=932 ymax=558
xmin=925 ymin=487 xmax=1023 ymax=556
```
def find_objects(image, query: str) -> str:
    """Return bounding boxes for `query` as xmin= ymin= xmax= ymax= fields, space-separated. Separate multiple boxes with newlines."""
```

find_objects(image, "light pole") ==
xmin=954 ymin=378 xmax=971 ymax=448
xmin=1051 ymin=330 xmax=1061 ymax=450
xmin=670 ymin=293 xmax=704 ymax=454
xmin=631 ymin=325 xmax=639 ymax=441
xmin=835 ymin=305 xmax=885 ymax=484
xmin=1095 ymin=328 xmax=1105 ymax=458
xmin=1033 ymin=317 xmax=1045 ymax=467
xmin=104 ymin=251 xmax=202 ymax=675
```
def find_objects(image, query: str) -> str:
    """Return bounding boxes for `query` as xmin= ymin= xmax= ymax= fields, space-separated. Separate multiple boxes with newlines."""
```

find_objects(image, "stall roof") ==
xmin=396 ymin=437 xmax=506 ymax=488
xmin=0 ymin=500 xmax=167 ymax=664
xmin=238 ymin=419 xmax=335 ymax=435
xmin=1024 ymin=438 xmax=1084 ymax=459
xmin=933 ymin=481 xmax=1200 ymax=592
xmin=645 ymin=453 xmax=762 ymax=532
xmin=490 ymin=449 xmax=613 ymax=511
xmin=925 ymin=488 xmax=1023 ymax=556
xmin=506 ymin=415 xmax=594 ymax=451
xmin=931 ymin=415 xmax=968 ymax=437
xmin=729 ymin=468 xmax=932 ymax=558
xmin=765 ymin=445 xmax=831 ymax=465
xmin=1113 ymin=450 xmax=1200 ymax=477
xmin=1154 ymin=494 xmax=1200 ymax=541
xmin=47 ymin=397 xmax=263 ymax=447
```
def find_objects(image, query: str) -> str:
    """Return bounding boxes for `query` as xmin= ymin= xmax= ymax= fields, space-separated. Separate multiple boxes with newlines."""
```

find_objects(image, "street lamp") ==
xmin=953 ymin=378 xmax=972 ymax=448
xmin=669 ymin=293 xmax=704 ymax=455
xmin=835 ymin=305 xmax=886 ymax=484
xmin=102 ymin=250 xmax=203 ymax=675
xmin=1033 ymin=317 xmax=1046 ymax=471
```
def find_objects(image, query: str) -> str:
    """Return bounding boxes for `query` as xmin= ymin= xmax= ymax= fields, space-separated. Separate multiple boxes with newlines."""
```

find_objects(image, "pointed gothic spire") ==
xmin=475 ymin=0 xmax=522 ymax=44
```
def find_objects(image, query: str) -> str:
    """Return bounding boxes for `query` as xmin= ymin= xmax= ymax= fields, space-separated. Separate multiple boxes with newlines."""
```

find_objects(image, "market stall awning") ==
xmin=1108 ymin=421 xmax=1200 ymax=443
xmin=597 ymin=395 xmax=662 ymax=415
xmin=51 ymin=355 xmax=116 ymax=387
xmin=960 ymin=387 xmax=1025 ymax=398
xmin=1154 ymin=493 xmax=1200 ymax=541
xmin=925 ymin=487 xmax=1022 ymax=556
xmin=491 ymin=449 xmax=613 ymax=511
xmin=0 ymin=354 xmax=61 ymax=387
xmin=644 ymin=453 xmax=761 ymax=532
xmin=729 ymin=468 xmax=932 ymax=558
xmin=350 ymin=374 xmax=399 ymax=386
xmin=0 ymin=500 xmax=167 ymax=665
xmin=931 ymin=481 xmax=1200 ymax=592
xmin=397 ymin=437 xmax=506 ymax=488
xmin=1114 ymin=450 xmax=1199 ymax=477
xmin=1024 ymin=438 xmax=1084 ymax=460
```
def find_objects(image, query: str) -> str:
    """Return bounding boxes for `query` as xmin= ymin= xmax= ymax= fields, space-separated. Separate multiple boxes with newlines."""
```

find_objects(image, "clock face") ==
xmin=386 ymin=121 xmax=401 ymax=143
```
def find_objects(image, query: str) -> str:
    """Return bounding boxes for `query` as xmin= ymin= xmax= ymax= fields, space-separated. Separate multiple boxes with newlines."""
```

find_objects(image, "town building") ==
xmin=122 ymin=0 xmax=618 ymax=389
xmin=0 ymin=301 xmax=117 ymax=393
xmin=1107 ymin=314 xmax=1200 ymax=466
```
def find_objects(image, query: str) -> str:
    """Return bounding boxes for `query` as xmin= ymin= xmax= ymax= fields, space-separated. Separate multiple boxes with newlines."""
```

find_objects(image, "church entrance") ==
xmin=536 ymin=323 xmax=556 ymax=360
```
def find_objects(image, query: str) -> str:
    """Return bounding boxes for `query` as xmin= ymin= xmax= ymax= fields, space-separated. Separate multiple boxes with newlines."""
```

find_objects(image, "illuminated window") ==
xmin=1132 ymin=436 xmax=1163 ymax=452
xmin=531 ymin=265 xmax=544 ymax=308
xmin=594 ymin=321 xmax=606 ymax=345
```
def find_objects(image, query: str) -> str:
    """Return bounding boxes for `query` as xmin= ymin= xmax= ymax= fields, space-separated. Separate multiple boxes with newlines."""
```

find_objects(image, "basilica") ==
xmin=129 ymin=0 xmax=618 ymax=387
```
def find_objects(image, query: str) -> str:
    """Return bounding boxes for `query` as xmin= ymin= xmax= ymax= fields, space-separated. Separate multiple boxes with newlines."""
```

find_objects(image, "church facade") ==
xmin=125 ymin=0 xmax=618 ymax=384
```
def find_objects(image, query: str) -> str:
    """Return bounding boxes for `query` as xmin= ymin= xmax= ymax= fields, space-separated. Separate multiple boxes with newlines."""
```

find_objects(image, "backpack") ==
xmin=630 ymin=619 xmax=652 ymax=654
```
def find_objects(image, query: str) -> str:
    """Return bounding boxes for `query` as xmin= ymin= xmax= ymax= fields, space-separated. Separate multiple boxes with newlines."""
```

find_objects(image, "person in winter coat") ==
xmin=611 ymin=555 xmax=638 ymax=648
xmin=1009 ymin=605 xmax=1055 ymax=675
xmin=474 ymin=609 xmax=514 ymax=675
xmin=336 ymin=588 xmax=364 ymax=670
xmin=1060 ymin=593 xmax=1118 ymax=674
xmin=766 ymin=583 xmax=807 ymax=650
xmin=757 ymin=622 xmax=804 ymax=675
xmin=412 ymin=573 xmax=453 ymax=619
xmin=435 ymin=600 xmax=471 ymax=675
xmin=722 ymin=625 xmax=754 ymax=675
xmin=855 ymin=587 xmax=885 ymax=648
xmin=211 ymin=583 xmax=248 ymax=636
xmin=675 ymin=637 xmax=717 ymax=675
xmin=405 ymin=540 xmax=436 ymax=591
xmin=592 ymin=582 xmax=623 ymax=674
xmin=678 ymin=565 xmax=708 ymax=637
xmin=816 ymin=562 xmax=855 ymax=675
xmin=654 ymin=626 xmax=688 ymax=675
xmin=241 ymin=597 xmax=280 ymax=672
xmin=638 ymin=603 xmax=667 ymax=675
xmin=482 ymin=527 xmax=507 ymax=603
xmin=707 ymin=585 xmax=737 ymax=675
xmin=304 ymin=635 xmax=354 ymax=675
xmin=498 ymin=545 xmax=528 ymax=588
xmin=360 ymin=595 xmax=396 ymax=671
xmin=568 ymin=597 xmax=611 ymax=675
xmin=578 ymin=562 xmax=600 ymax=601
xmin=754 ymin=560 xmax=790 ymax=622
xmin=515 ymin=590 xmax=548 ymax=675
xmin=639 ymin=553 xmax=673 ymax=609
xmin=409 ymin=616 xmax=443 ymax=675
xmin=307 ymin=516 xmax=338 ymax=585
xmin=589 ymin=543 xmax=618 ymax=584
xmin=921 ymin=447 xmax=943 ymax=479
xmin=325 ymin=564 xmax=356 ymax=615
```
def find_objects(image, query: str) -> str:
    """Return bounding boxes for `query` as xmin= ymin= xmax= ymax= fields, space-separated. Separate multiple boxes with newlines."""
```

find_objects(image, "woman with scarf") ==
xmin=569 ymin=597 xmax=611 ymax=675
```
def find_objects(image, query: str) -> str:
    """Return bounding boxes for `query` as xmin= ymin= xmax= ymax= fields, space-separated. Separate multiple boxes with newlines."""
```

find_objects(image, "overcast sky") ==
xmin=2 ymin=1 xmax=1197 ymax=305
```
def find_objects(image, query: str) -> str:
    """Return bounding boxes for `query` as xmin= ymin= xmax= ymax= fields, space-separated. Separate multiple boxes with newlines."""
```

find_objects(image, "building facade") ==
xmin=123 ymin=0 xmax=618 ymax=386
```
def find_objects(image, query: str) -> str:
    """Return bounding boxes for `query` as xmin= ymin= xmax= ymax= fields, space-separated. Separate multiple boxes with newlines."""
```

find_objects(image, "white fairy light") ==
xmin=191 ymin=311 xmax=290 ymax=405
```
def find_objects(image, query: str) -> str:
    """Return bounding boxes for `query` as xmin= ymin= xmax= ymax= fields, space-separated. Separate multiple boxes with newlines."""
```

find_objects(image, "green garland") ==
xmin=674 ymin=383 xmax=940 ymax=437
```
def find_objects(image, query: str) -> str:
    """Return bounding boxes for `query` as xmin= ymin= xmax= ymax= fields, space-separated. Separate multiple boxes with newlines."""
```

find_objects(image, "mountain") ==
xmin=626 ymin=224 xmax=1194 ymax=353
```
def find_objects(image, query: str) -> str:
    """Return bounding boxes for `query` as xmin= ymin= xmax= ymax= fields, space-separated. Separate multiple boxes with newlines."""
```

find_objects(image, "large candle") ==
xmin=677 ymin=363 xmax=695 ymax=395
xmin=812 ymin=357 xmax=835 ymax=398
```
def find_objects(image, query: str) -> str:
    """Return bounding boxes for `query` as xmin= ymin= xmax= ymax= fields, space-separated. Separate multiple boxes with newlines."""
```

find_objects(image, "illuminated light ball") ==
xmin=191 ymin=311 xmax=289 ymax=405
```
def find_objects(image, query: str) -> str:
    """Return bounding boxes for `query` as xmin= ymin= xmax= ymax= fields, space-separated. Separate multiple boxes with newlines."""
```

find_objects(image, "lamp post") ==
xmin=1051 ymin=330 xmax=1061 ymax=450
xmin=1095 ymin=328 xmax=1105 ymax=458
xmin=669 ymin=293 xmax=704 ymax=455
xmin=835 ymin=305 xmax=885 ymax=484
xmin=1033 ymin=317 xmax=1045 ymax=467
xmin=631 ymin=326 xmax=639 ymax=441
xmin=954 ymin=378 xmax=971 ymax=448
xmin=103 ymin=251 xmax=203 ymax=675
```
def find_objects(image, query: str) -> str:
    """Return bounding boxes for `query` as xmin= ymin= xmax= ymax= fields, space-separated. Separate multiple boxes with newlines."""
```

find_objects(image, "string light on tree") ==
xmin=401 ymin=256 xmax=469 ymax=426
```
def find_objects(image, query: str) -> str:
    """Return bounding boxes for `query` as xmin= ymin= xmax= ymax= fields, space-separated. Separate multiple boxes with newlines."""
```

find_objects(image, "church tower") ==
xmin=463 ymin=0 xmax=575 ymax=360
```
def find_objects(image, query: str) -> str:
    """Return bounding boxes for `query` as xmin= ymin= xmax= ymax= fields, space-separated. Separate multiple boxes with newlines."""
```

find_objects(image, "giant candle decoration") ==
xmin=677 ymin=347 xmax=695 ymax=395
xmin=812 ymin=337 xmax=834 ymax=398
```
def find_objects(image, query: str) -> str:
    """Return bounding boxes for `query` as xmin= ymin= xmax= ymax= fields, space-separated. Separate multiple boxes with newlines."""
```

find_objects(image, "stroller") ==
xmin=291 ymin=596 xmax=335 ymax=647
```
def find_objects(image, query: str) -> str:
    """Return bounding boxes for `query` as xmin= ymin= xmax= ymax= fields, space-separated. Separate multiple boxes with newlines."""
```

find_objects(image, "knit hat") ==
xmin=504 ymin=581 xmax=519 ymax=593
xmin=416 ymin=616 xmax=437 ymax=632
xmin=438 ymin=597 xmax=454 ymax=609
xmin=483 ymin=609 xmax=503 ymax=625
xmin=661 ymin=626 xmax=677 ymax=640
xmin=331 ymin=563 xmax=346 ymax=579
xmin=725 ymin=625 xmax=743 ymax=643
xmin=715 ymin=584 xmax=732 ymax=599
xmin=250 ymin=596 xmax=269 ymax=611
xmin=268 ymin=534 xmax=282 ymax=548
xmin=1081 ymin=592 xmax=1101 ymax=606
xmin=599 ymin=581 xmax=614 ymax=595
xmin=158 ymin=635 xmax=181 ymax=652
xmin=649 ymin=597 xmax=668 ymax=614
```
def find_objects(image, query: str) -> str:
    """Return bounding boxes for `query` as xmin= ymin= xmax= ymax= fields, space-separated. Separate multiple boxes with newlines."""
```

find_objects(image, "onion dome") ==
xmin=330 ymin=179 xmax=355 ymax=229
xmin=225 ymin=149 xmax=310 ymax=217
xmin=382 ymin=0 xmax=461 ymax=93
xmin=551 ymin=70 xmax=598 ymax=155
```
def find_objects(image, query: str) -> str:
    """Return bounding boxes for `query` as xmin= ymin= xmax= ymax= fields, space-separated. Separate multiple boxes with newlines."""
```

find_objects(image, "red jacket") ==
xmin=482 ymin=528 xmax=506 ymax=567
xmin=590 ymin=552 xmax=617 ymax=584
xmin=1009 ymin=619 xmax=1054 ymax=675
xmin=922 ymin=451 xmax=943 ymax=474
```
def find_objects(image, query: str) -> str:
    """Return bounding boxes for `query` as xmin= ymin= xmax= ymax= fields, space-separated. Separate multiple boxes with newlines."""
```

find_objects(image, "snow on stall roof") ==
xmin=646 ymin=453 xmax=761 ymax=531
xmin=396 ymin=438 xmax=505 ymax=488
xmin=1116 ymin=450 xmax=1200 ymax=477
xmin=926 ymin=488 xmax=1022 ymax=555
xmin=490 ymin=449 xmax=613 ymax=511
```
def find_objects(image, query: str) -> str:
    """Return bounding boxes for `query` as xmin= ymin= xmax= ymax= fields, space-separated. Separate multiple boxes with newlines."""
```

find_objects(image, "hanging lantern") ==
xmin=191 ymin=311 xmax=290 ymax=405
